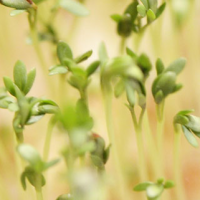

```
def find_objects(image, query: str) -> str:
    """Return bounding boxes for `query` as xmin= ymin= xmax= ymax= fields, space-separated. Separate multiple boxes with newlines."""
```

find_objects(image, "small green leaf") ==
xmin=155 ymin=90 xmax=164 ymax=104
xmin=99 ymin=42 xmax=109 ymax=63
xmin=177 ymin=109 xmax=194 ymax=116
xmin=126 ymin=84 xmax=136 ymax=107
xmin=59 ymin=0 xmax=89 ymax=16
xmin=117 ymin=14 xmax=132 ymax=37
xmin=133 ymin=182 xmax=153 ymax=191
xmin=137 ymin=53 xmax=152 ymax=76
xmin=17 ymin=144 xmax=44 ymax=171
xmin=148 ymin=0 xmax=158 ymax=13
xmin=21 ymin=171 xmax=27 ymax=190
xmin=0 ymin=0 xmax=33 ymax=9
xmin=14 ymin=60 xmax=27 ymax=91
xmin=156 ymin=2 xmax=166 ymax=18
xmin=90 ymin=155 xmax=104 ymax=169
xmin=23 ymin=68 xmax=36 ymax=95
xmin=26 ymin=115 xmax=44 ymax=125
xmin=172 ymin=83 xmax=183 ymax=93
xmin=3 ymin=77 xmax=16 ymax=96
xmin=156 ymin=58 xmax=165 ymax=75
xmin=124 ymin=1 xmax=138 ymax=21
xmin=49 ymin=65 xmax=68 ymax=76
xmin=126 ymin=47 xmax=137 ymax=60
xmin=114 ymin=79 xmax=125 ymax=98
xmin=147 ymin=9 xmax=156 ymax=21
xmin=43 ymin=159 xmax=60 ymax=170
xmin=165 ymin=58 xmax=186 ymax=75
xmin=140 ymin=0 xmax=148 ymax=9
xmin=8 ymin=102 xmax=19 ymax=112
xmin=56 ymin=194 xmax=73 ymax=200
xmin=164 ymin=180 xmax=175 ymax=189
xmin=74 ymin=50 xmax=93 ymax=64
xmin=86 ymin=60 xmax=100 ymax=77
xmin=110 ymin=14 xmax=123 ymax=22
xmin=185 ymin=115 xmax=200 ymax=133
xmin=57 ymin=41 xmax=73 ymax=65
xmin=103 ymin=144 xmax=111 ymax=164
xmin=174 ymin=115 xmax=189 ymax=125
xmin=146 ymin=184 xmax=163 ymax=199
xmin=182 ymin=126 xmax=199 ymax=148
xmin=10 ymin=9 xmax=26 ymax=16
xmin=137 ymin=4 xmax=146 ymax=17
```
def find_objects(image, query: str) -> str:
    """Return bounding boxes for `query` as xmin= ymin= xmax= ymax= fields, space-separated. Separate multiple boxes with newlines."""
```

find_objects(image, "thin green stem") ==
xmin=102 ymin=88 xmax=126 ymax=199
xmin=28 ymin=9 xmax=47 ymax=73
xmin=119 ymin=37 xmax=126 ymax=55
xmin=35 ymin=175 xmax=44 ymax=200
xmin=156 ymin=101 xmax=165 ymax=174
xmin=43 ymin=116 xmax=57 ymax=162
xmin=130 ymin=107 xmax=148 ymax=181
xmin=143 ymin=110 xmax=161 ymax=179
xmin=173 ymin=125 xmax=187 ymax=200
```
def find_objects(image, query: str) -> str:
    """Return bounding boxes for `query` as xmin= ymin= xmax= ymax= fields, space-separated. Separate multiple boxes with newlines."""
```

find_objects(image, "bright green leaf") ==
xmin=137 ymin=4 xmax=146 ymax=17
xmin=3 ymin=77 xmax=16 ymax=96
xmin=74 ymin=50 xmax=92 ymax=64
xmin=10 ymin=9 xmax=26 ymax=16
xmin=133 ymin=182 xmax=153 ymax=191
xmin=165 ymin=57 xmax=186 ymax=75
xmin=23 ymin=68 xmax=36 ymax=95
xmin=59 ymin=0 xmax=89 ymax=16
xmin=57 ymin=41 xmax=73 ymax=65
xmin=182 ymin=126 xmax=199 ymax=148
xmin=156 ymin=58 xmax=165 ymax=75
xmin=49 ymin=65 xmax=68 ymax=76
xmin=13 ymin=60 xmax=27 ymax=91
xmin=156 ymin=2 xmax=166 ymax=18
xmin=140 ymin=0 xmax=148 ymax=9
xmin=110 ymin=14 xmax=123 ymax=22
xmin=86 ymin=60 xmax=100 ymax=77
xmin=147 ymin=9 xmax=156 ymax=21
xmin=164 ymin=180 xmax=175 ymax=189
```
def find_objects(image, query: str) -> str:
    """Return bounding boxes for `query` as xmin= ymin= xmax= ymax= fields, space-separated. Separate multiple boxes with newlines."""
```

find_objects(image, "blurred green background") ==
xmin=0 ymin=0 xmax=200 ymax=199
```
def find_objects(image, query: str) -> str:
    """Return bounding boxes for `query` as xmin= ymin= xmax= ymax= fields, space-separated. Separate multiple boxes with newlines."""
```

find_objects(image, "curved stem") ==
xmin=173 ymin=125 xmax=187 ymax=200
xmin=43 ymin=116 xmax=57 ymax=162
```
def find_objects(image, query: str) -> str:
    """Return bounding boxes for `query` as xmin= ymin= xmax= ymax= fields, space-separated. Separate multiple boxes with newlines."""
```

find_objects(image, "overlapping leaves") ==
xmin=152 ymin=57 xmax=186 ymax=104
xmin=134 ymin=178 xmax=174 ymax=200
xmin=174 ymin=110 xmax=200 ymax=148
xmin=111 ymin=0 xmax=166 ymax=37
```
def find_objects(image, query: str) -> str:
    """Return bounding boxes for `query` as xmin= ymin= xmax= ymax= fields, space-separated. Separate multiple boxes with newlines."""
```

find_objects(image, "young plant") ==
xmin=1 ymin=60 xmax=58 ymax=144
xmin=134 ymin=178 xmax=174 ymax=200
xmin=152 ymin=57 xmax=186 ymax=173
xmin=111 ymin=0 xmax=166 ymax=52
xmin=17 ymin=144 xmax=59 ymax=200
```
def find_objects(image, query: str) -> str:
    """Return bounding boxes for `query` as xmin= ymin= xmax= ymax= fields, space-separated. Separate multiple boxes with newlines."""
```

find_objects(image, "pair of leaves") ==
xmin=111 ymin=1 xmax=166 ymax=37
xmin=174 ymin=110 xmax=200 ymax=148
xmin=90 ymin=133 xmax=111 ymax=170
xmin=134 ymin=178 xmax=174 ymax=199
xmin=152 ymin=57 xmax=186 ymax=104
xmin=17 ymin=144 xmax=59 ymax=190
xmin=3 ymin=60 xmax=36 ymax=96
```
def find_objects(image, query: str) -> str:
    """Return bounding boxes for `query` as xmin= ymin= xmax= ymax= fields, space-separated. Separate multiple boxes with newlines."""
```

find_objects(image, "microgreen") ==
xmin=134 ymin=178 xmax=174 ymax=200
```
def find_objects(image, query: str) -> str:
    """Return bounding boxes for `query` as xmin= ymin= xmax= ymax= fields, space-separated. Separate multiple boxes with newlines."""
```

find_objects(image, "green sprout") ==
xmin=134 ymin=178 xmax=174 ymax=200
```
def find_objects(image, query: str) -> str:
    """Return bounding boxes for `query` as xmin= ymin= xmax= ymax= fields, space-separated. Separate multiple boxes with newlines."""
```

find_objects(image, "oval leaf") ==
xmin=182 ymin=126 xmax=199 ymax=148
xmin=59 ymin=0 xmax=89 ymax=16
xmin=134 ymin=182 xmax=153 ymax=191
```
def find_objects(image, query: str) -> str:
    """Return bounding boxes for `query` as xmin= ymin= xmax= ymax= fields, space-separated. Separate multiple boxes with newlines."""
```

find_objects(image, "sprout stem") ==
xmin=43 ymin=116 xmax=57 ymax=162
xmin=173 ymin=125 xmax=187 ymax=200
xmin=130 ymin=108 xmax=148 ymax=181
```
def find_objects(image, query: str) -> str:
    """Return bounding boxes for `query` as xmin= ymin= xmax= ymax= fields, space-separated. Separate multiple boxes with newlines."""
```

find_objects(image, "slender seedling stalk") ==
xmin=173 ymin=124 xmax=187 ymax=200
xmin=35 ymin=175 xmax=44 ymax=200
xmin=119 ymin=37 xmax=126 ymax=55
xmin=156 ymin=100 xmax=165 ymax=172
xmin=28 ymin=9 xmax=47 ymax=73
xmin=130 ymin=107 xmax=148 ymax=182
xmin=102 ymin=88 xmax=127 ymax=200
xmin=43 ymin=116 xmax=57 ymax=162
